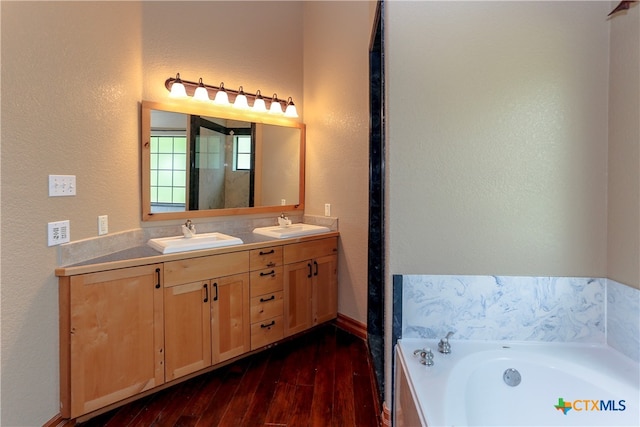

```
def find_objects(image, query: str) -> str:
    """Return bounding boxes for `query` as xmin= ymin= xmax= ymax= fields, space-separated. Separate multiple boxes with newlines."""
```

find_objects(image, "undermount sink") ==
xmin=147 ymin=232 xmax=243 ymax=254
xmin=252 ymin=223 xmax=331 ymax=239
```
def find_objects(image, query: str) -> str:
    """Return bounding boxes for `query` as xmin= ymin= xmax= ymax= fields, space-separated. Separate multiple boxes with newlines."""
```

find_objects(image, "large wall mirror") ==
xmin=141 ymin=100 xmax=305 ymax=221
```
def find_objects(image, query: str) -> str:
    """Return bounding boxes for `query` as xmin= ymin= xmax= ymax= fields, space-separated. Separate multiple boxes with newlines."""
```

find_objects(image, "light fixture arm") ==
xmin=164 ymin=75 xmax=293 ymax=115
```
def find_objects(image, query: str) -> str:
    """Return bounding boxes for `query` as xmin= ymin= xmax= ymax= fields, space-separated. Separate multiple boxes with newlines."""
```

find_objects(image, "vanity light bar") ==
xmin=165 ymin=73 xmax=298 ymax=118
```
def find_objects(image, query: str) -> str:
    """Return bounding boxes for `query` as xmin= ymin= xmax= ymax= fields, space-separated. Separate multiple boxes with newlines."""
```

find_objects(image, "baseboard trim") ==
xmin=335 ymin=313 xmax=367 ymax=340
xmin=43 ymin=413 xmax=71 ymax=427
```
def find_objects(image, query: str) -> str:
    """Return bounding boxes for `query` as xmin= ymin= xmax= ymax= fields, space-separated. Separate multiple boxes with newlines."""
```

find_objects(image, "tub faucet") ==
xmin=438 ymin=331 xmax=454 ymax=354
xmin=413 ymin=348 xmax=434 ymax=366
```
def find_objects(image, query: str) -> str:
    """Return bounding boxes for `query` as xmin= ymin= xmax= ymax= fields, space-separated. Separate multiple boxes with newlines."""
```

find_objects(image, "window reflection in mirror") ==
xmin=141 ymin=101 xmax=305 ymax=222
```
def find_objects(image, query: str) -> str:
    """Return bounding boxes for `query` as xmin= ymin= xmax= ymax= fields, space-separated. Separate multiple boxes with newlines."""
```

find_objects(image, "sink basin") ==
xmin=147 ymin=232 xmax=243 ymax=254
xmin=252 ymin=224 xmax=331 ymax=239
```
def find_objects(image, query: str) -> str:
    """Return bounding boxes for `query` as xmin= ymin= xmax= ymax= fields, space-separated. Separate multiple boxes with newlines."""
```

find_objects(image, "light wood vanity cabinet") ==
xmin=249 ymin=247 xmax=285 ymax=349
xmin=283 ymin=238 xmax=338 ymax=337
xmin=58 ymin=264 xmax=164 ymax=419
xmin=58 ymin=234 xmax=337 ymax=420
xmin=163 ymin=252 xmax=250 ymax=381
xmin=163 ymin=279 xmax=211 ymax=381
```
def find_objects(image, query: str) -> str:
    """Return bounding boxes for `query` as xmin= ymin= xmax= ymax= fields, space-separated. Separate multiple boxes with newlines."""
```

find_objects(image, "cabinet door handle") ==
xmin=260 ymin=295 xmax=275 ymax=303
xmin=213 ymin=282 xmax=218 ymax=301
xmin=260 ymin=269 xmax=276 ymax=277
xmin=155 ymin=268 xmax=161 ymax=289
xmin=203 ymin=283 xmax=209 ymax=303
xmin=307 ymin=263 xmax=312 ymax=278
xmin=260 ymin=320 xmax=276 ymax=329
xmin=314 ymin=261 xmax=319 ymax=277
xmin=259 ymin=249 xmax=275 ymax=255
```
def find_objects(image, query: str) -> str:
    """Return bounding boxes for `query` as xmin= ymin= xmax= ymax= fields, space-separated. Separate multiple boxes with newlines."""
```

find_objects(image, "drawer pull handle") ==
xmin=314 ymin=261 xmax=319 ymax=277
xmin=155 ymin=268 xmax=161 ymax=289
xmin=307 ymin=263 xmax=312 ymax=278
xmin=203 ymin=283 xmax=209 ymax=303
xmin=261 ymin=320 xmax=276 ymax=329
xmin=259 ymin=249 xmax=275 ymax=255
xmin=260 ymin=270 xmax=276 ymax=277
xmin=260 ymin=295 xmax=276 ymax=303
xmin=213 ymin=282 xmax=218 ymax=301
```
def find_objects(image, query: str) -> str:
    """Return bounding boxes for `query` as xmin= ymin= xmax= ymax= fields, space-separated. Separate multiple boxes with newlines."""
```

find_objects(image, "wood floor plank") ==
xmin=263 ymin=380 xmax=298 ymax=425
xmin=310 ymin=327 xmax=336 ymax=427
xmin=288 ymin=384 xmax=314 ymax=427
xmin=217 ymin=355 xmax=269 ymax=427
xmin=350 ymin=335 xmax=380 ymax=427
xmin=294 ymin=332 xmax=321 ymax=387
xmin=176 ymin=369 xmax=225 ymax=420
xmin=195 ymin=360 xmax=250 ymax=426
xmin=239 ymin=344 xmax=286 ymax=426
xmin=332 ymin=329 xmax=357 ymax=426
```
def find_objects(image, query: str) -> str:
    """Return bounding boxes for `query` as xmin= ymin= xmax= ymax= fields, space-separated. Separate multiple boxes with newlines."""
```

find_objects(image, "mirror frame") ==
xmin=141 ymin=100 xmax=305 ymax=221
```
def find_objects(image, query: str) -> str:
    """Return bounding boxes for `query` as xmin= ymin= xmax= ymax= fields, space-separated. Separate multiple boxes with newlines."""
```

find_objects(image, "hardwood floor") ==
xmin=66 ymin=324 xmax=380 ymax=427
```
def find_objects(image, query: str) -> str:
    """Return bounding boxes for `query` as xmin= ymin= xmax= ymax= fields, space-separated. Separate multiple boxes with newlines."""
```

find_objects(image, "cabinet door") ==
xmin=283 ymin=260 xmax=313 ymax=337
xmin=68 ymin=264 xmax=164 ymax=418
xmin=312 ymin=254 xmax=338 ymax=325
xmin=211 ymin=273 xmax=250 ymax=364
xmin=164 ymin=281 xmax=212 ymax=381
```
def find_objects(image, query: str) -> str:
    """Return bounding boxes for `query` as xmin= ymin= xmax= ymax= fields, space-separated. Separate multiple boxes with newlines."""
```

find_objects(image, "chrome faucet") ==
xmin=438 ymin=331 xmax=454 ymax=354
xmin=182 ymin=219 xmax=196 ymax=237
xmin=413 ymin=347 xmax=435 ymax=366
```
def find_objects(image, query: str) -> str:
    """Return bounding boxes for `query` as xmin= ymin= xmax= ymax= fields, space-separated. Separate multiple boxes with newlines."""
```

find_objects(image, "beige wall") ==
xmin=608 ymin=4 xmax=640 ymax=288
xmin=302 ymin=1 xmax=372 ymax=324
xmin=387 ymin=1 xmax=610 ymax=278
xmin=1 ymin=3 xmax=143 ymax=425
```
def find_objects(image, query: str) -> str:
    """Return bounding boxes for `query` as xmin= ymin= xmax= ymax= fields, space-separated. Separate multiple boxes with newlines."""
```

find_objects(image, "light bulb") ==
xmin=233 ymin=86 xmax=249 ymax=109
xmin=284 ymin=97 xmax=298 ymax=118
xmin=269 ymin=94 xmax=283 ymax=114
xmin=213 ymin=83 xmax=230 ymax=105
xmin=169 ymin=73 xmax=187 ymax=98
xmin=253 ymin=90 xmax=267 ymax=113
xmin=193 ymin=78 xmax=209 ymax=101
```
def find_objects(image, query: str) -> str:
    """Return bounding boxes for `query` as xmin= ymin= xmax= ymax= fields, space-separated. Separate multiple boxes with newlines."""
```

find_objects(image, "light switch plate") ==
xmin=48 ymin=220 xmax=70 ymax=246
xmin=324 ymin=203 xmax=331 ymax=217
xmin=49 ymin=175 xmax=76 ymax=196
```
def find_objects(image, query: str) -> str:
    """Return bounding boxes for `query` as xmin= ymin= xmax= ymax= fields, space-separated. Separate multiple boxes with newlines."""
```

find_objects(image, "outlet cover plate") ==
xmin=98 ymin=215 xmax=108 ymax=235
xmin=48 ymin=220 xmax=70 ymax=246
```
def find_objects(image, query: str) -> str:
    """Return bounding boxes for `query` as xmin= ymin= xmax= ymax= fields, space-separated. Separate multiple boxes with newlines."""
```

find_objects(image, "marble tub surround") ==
xmin=402 ymin=275 xmax=606 ymax=343
xmin=401 ymin=274 xmax=640 ymax=362
xmin=57 ymin=213 xmax=337 ymax=267
xmin=607 ymin=279 xmax=640 ymax=362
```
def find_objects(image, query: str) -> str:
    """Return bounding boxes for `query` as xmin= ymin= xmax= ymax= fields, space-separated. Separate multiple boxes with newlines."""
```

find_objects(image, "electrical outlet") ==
xmin=48 ymin=220 xmax=70 ymax=246
xmin=324 ymin=203 xmax=331 ymax=217
xmin=98 ymin=215 xmax=108 ymax=235
xmin=49 ymin=175 xmax=76 ymax=196
xmin=281 ymin=199 xmax=286 ymax=205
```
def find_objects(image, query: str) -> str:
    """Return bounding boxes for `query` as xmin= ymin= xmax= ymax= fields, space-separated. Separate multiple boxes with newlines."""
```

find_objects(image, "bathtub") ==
xmin=395 ymin=339 xmax=639 ymax=426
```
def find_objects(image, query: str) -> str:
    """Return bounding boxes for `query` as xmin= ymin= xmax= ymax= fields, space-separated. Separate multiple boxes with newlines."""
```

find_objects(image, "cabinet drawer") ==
xmin=283 ymin=237 xmax=338 ymax=265
xmin=251 ymin=316 xmax=284 ymax=350
xmin=249 ymin=246 xmax=282 ymax=271
xmin=250 ymin=291 xmax=283 ymax=323
xmin=250 ymin=266 xmax=283 ymax=296
xmin=164 ymin=252 xmax=249 ymax=287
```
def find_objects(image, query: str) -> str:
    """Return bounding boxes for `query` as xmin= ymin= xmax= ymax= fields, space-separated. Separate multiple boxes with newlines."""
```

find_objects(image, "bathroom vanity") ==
xmin=56 ymin=233 xmax=338 ymax=420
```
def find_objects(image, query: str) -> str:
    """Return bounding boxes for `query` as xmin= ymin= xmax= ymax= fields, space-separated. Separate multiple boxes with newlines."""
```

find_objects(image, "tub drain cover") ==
xmin=503 ymin=368 xmax=521 ymax=386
